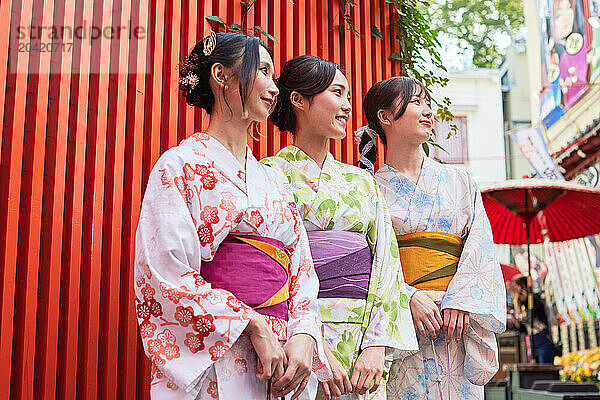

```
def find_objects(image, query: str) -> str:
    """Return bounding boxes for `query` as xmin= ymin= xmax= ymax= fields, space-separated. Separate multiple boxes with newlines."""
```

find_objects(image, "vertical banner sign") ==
xmin=544 ymin=240 xmax=570 ymax=324
xmin=511 ymin=127 xmax=565 ymax=180
xmin=553 ymin=242 xmax=583 ymax=322
xmin=573 ymin=238 xmax=600 ymax=317
xmin=561 ymin=241 xmax=590 ymax=320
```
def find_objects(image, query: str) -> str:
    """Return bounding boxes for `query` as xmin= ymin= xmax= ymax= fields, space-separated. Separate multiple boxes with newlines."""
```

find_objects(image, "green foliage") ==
xmin=338 ymin=0 xmax=456 ymax=152
xmin=206 ymin=1 xmax=279 ymax=43
xmin=426 ymin=0 xmax=525 ymax=68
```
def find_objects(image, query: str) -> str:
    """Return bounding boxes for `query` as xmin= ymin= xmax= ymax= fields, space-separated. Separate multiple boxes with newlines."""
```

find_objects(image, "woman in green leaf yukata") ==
xmin=262 ymin=55 xmax=418 ymax=400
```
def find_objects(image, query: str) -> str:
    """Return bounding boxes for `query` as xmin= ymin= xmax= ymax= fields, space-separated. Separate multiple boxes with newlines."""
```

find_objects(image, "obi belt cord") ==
xmin=201 ymin=235 xmax=290 ymax=320
xmin=396 ymin=231 xmax=464 ymax=291
xmin=306 ymin=230 xmax=372 ymax=300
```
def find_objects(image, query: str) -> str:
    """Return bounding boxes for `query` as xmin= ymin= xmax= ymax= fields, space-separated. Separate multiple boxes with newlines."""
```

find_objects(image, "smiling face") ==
xmin=388 ymin=89 xmax=433 ymax=145
xmin=244 ymin=46 xmax=279 ymax=122
xmin=302 ymin=69 xmax=352 ymax=140
xmin=221 ymin=46 xmax=279 ymax=123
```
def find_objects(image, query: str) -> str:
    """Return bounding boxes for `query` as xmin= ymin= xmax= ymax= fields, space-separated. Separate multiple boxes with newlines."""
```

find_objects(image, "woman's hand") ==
xmin=443 ymin=308 xmax=470 ymax=342
xmin=272 ymin=333 xmax=316 ymax=399
xmin=244 ymin=313 xmax=287 ymax=382
xmin=410 ymin=290 xmax=443 ymax=338
xmin=321 ymin=344 xmax=352 ymax=399
xmin=350 ymin=346 xmax=385 ymax=396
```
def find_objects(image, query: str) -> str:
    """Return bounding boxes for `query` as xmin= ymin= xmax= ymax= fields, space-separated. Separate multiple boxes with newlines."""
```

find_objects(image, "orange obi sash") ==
xmin=396 ymin=232 xmax=463 ymax=291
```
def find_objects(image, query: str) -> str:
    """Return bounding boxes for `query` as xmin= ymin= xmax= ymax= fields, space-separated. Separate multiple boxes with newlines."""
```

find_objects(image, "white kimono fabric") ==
xmin=375 ymin=158 xmax=506 ymax=400
xmin=134 ymin=133 xmax=330 ymax=399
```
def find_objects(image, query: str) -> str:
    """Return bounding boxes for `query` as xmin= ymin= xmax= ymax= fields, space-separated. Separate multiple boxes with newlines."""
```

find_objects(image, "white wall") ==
xmin=433 ymin=69 xmax=507 ymax=187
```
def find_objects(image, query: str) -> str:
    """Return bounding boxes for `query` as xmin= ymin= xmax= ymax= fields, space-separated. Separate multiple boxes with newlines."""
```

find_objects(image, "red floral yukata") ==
xmin=135 ymin=133 xmax=331 ymax=399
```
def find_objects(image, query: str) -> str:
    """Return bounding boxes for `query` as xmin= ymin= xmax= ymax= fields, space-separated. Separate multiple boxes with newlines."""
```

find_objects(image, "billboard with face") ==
xmin=537 ymin=0 xmax=598 ymax=126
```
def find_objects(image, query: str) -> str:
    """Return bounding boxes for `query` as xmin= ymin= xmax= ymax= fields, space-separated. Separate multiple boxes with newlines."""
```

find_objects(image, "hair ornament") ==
xmin=355 ymin=125 xmax=377 ymax=174
xmin=354 ymin=125 xmax=377 ymax=144
xmin=180 ymin=72 xmax=199 ymax=90
xmin=203 ymin=30 xmax=217 ymax=56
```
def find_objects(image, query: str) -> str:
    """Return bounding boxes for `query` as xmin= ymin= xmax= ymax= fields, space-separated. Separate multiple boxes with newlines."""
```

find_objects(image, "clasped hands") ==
xmin=410 ymin=290 xmax=470 ymax=341
xmin=245 ymin=313 xmax=315 ymax=399
xmin=321 ymin=344 xmax=385 ymax=399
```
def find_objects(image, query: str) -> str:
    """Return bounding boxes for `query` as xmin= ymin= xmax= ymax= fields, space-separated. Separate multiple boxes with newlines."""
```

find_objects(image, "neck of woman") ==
xmin=385 ymin=139 xmax=424 ymax=183
xmin=205 ymin=109 xmax=251 ymax=168
xmin=293 ymin=127 xmax=329 ymax=168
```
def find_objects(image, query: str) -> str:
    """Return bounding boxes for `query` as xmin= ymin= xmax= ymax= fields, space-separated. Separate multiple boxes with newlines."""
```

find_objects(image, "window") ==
xmin=431 ymin=116 xmax=468 ymax=164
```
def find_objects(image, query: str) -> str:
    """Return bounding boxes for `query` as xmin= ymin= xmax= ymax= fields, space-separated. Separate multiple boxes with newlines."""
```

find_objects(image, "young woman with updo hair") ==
xmin=262 ymin=55 xmax=418 ymax=400
xmin=359 ymin=77 xmax=506 ymax=399
xmin=135 ymin=33 xmax=331 ymax=399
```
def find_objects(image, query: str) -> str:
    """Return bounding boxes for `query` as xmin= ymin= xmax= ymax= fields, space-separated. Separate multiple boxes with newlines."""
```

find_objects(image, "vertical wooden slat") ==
xmin=143 ymin=0 xmax=165 ymax=180
xmin=77 ymin=0 xmax=112 ymax=397
xmin=121 ymin=0 xmax=149 ymax=397
xmin=162 ymin=1 xmax=180 ymax=151
xmin=256 ymin=0 xmax=270 ymax=159
xmin=13 ymin=0 xmax=54 ymax=397
xmin=35 ymin=0 xmax=74 ymax=397
xmin=56 ymin=0 xmax=92 ymax=397
xmin=269 ymin=0 xmax=282 ymax=154
xmin=0 ymin=0 xmax=33 ymax=394
xmin=0 ymin=0 xmax=12 ymax=131
xmin=98 ymin=0 xmax=132 ymax=398
xmin=179 ymin=0 xmax=197 ymax=143
xmin=341 ymin=4 xmax=354 ymax=164
xmin=381 ymin=0 xmax=392 ymax=80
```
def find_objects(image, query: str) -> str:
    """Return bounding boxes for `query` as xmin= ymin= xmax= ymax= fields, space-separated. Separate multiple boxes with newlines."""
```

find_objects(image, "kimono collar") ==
xmin=276 ymin=145 xmax=335 ymax=182
xmin=378 ymin=156 xmax=432 ymax=185
xmin=186 ymin=132 xmax=251 ymax=193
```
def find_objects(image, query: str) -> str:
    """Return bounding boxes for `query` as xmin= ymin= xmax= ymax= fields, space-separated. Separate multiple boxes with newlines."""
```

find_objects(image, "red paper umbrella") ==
xmin=482 ymin=178 xmax=600 ymax=245
xmin=500 ymin=264 xmax=521 ymax=283
xmin=482 ymin=178 xmax=600 ymax=361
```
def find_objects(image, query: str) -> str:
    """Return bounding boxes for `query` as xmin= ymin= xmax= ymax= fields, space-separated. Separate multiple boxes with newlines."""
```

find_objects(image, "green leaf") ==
xmin=253 ymin=26 xmax=278 ymax=43
xmin=230 ymin=23 xmax=242 ymax=32
xmin=316 ymin=199 xmax=337 ymax=215
xmin=206 ymin=15 xmax=225 ymax=25
xmin=389 ymin=52 xmax=402 ymax=61
xmin=422 ymin=141 xmax=430 ymax=156
xmin=371 ymin=25 xmax=383 ymax=39
xmin=350 ymin=222 xmax=363 ymax=231
xmin=398 ymin=292 xmax=409 ymax=309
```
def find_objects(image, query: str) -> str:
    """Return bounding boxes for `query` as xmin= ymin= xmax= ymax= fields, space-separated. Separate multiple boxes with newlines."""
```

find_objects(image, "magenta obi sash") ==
xmin=307 ymin=230 xmax=372 ymax=300
xmin=201 ymin=235 xmax=290 ymax=320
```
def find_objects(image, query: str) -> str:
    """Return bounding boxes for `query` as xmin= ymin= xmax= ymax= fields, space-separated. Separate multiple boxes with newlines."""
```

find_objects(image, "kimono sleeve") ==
xmin=361 ymin=180 xmax=419 ymax=357
xmin=462 ymin=318 xmax=500 ymax=385
xmin=441 ymin=174 xmax=507 ymax=334
xmin=134 ymin=153 xmax=255 ymax=396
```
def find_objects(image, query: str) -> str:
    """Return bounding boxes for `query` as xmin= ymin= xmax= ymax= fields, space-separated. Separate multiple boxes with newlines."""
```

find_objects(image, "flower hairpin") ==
xmin=203 ymin=30 xmax=217 ymax=56
xmin=180 ymin=72 xmax=199 ymax=90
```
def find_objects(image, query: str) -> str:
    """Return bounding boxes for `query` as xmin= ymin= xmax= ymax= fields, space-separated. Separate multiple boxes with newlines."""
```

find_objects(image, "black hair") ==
xmin=358 ymin=76 xmax=430 ymax=170
xmin=270 ymin=55 xmax=339 ymax=134
xmin=179 ymin=32 xmax=269 ymax=114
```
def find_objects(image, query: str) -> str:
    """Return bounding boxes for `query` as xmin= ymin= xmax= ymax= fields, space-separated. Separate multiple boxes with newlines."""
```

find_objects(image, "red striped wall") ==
xmin=0 ymin=1 xmax=402 ymax=398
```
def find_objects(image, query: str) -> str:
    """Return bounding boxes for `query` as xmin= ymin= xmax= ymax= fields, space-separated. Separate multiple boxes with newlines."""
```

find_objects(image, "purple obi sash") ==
xmin=307 ymin=230 xmax=372 ymax=300
xmin=201 ymin=235 xmax=289 ymax=320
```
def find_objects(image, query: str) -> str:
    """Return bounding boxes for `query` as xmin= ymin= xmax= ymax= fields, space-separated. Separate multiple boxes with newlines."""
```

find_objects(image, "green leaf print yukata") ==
xmin=262 ymin=146 xmax=419 ymax=400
